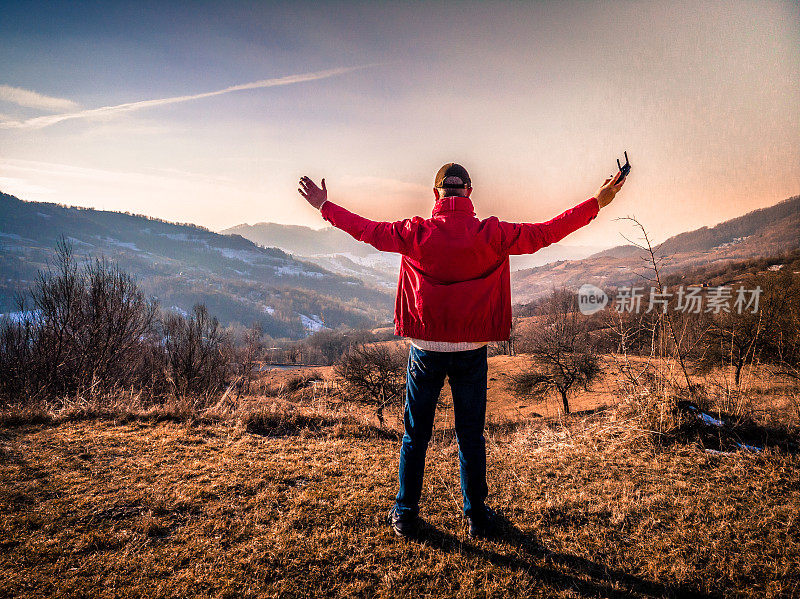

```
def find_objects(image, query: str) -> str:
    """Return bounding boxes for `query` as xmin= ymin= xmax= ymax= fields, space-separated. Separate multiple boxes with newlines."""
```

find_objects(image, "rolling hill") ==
xmin=511 ymin=195 xmax=800 ymax=303
xmin=0 ymin=191 xmax=393 ymax=338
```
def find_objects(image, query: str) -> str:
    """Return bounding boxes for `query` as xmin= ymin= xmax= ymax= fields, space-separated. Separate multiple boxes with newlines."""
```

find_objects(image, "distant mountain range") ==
xmin=222 ymin=221 xmax=606 ymax=289
xmin=0 ymin=192 xmax=393 ymax=339
xmin=4 ymin=190 xmax=796 ymax=336
xmin=511 ymin=195 xmax=800 ymax=303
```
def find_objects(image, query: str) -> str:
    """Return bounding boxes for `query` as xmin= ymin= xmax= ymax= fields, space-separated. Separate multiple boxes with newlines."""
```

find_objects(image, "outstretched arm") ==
xmin=298 ymin=176 xmax=417 ymax=254
xmin=501 ymin=172 xmax=626 ymax=255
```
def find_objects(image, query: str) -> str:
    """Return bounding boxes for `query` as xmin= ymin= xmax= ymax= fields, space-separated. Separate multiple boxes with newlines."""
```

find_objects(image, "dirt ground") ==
xmin=258 ymin=351 xmax=799 ymax=428
xmin=260 ymin=353 xmax=616 ymax=422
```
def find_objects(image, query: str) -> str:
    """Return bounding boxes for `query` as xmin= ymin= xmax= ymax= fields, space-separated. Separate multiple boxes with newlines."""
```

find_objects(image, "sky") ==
xmin=1 ymin=0 xmax=798 ymax=247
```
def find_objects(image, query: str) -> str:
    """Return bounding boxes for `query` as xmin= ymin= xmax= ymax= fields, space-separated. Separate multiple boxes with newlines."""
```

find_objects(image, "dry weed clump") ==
xmin=235 ymin=401 xmax=391 ymax=439
xmin=0 ymin=391 xmax=220 ymax=428
xmin=256 ymin=370 xmax=328 ymax=398
xmin=201 ymin=390 xmax=398 ymax=440
xmin=604 ymin=344 xmax=800 ymax=453
xmin=0 ymin=364 xmax=396 ymax=445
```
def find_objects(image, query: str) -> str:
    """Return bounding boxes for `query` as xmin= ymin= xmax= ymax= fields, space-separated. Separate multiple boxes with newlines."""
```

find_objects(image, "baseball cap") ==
xmin=434 ymin=163 xmax=471 ymax=189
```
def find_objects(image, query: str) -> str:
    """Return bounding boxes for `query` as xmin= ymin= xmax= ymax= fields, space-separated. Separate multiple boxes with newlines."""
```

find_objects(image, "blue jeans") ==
xmin=395 ymin=345 xmax=489 ymax=518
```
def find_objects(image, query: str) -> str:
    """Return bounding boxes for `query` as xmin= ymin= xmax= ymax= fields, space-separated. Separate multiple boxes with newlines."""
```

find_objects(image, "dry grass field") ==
xmin=2 ymin=356 xmax=799 ymax=598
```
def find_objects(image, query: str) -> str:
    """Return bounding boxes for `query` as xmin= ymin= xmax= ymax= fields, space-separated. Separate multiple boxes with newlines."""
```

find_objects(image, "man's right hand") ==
xmin=298 ymin=176 xmax=327 ymax=210
xmin=595 ymin=171 xmax=626 ymax=209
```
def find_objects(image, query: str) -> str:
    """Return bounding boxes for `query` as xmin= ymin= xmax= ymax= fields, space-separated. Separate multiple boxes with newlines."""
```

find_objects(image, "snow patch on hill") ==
xmin=99 ymin=237 xmax=140 ymax=251
xmin=0 ymin=309 xmax=42 ymax=323
xmin=216 ymin=247 xmax=265 ymax=264
xmin=331 ymin=252 xmax=400 ymax=269
xmin=66 ymin=236 xmax=94 ymax=248
xmin=299 ymin=314 xmax=326 ymax=333
xmin=275 ymin=265 xmax=324 ymax=278
xmin=170 ymin=305 xmax=189 ymax=317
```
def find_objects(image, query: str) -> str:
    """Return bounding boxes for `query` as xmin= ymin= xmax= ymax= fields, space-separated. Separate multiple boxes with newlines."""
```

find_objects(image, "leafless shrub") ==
xmin=231 ymin=322 xmax=264 ymax=396
xmin=0 ymin=241 xmax=241 ymax=405
xmin=162 ymin=304 xmax=231 ymax=400
xmin=334 ymin=343 xmax=406 ymax=427
xmin=698 ymin=270 xmax=800 ymax=386
xmin=602 ymin=219 xmax=704 ymax=438
xmin=0 ymin=240 xmax=157 ymax=402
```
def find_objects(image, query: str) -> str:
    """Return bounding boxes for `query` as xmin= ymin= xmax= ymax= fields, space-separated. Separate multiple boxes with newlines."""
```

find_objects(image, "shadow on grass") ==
xmin=407 ymin=511 xmax=718 ymax=599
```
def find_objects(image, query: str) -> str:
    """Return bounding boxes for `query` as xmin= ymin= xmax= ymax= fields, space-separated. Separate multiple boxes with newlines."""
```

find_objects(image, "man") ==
xmin=298 ymin=163 xmax=625 ymax=538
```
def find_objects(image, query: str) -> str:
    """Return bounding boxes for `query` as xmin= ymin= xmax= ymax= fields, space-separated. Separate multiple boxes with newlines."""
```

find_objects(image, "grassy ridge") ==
xmin=2 ymin=408 xmax=798 ymax=598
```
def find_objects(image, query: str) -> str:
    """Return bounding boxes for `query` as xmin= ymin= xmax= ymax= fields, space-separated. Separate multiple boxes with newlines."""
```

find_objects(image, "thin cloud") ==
xmin=0 ymin=158 xmax=237 ymax=190
xmin=0 ymin=85 xmax=79 ymax=111
xmin=0 ymin=65 xmax=379 ymax=130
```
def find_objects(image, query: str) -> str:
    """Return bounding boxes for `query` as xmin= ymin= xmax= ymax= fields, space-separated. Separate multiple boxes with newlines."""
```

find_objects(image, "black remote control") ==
xmin=616 ymin=151 xmax=631 ymax=182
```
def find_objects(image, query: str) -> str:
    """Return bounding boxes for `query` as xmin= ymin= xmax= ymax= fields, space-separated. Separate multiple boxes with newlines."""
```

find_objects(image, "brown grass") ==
xmin=1 ymin=361 xmax=799 ymax=598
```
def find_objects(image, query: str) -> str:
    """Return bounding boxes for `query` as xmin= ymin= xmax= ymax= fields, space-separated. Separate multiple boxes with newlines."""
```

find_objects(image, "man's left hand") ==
xmin=595 ymin=171 xmax=626 ymax=209
xmin=298 ymin=176 xmax=327 ymax=209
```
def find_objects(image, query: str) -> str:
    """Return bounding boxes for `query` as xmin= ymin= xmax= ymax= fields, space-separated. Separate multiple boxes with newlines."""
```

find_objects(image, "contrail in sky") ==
xmin=0 ymin=65 xmax=378 ymax=130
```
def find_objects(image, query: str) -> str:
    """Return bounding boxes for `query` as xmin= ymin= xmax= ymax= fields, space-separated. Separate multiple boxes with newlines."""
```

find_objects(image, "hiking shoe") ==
xmin=387 ymin=505 xmax=417 ymax=537
xmin=467 ymin=506 xmax=500 ymax=539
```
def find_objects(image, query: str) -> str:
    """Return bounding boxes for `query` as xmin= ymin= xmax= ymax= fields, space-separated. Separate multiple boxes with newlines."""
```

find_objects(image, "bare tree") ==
xmin=511 ymin=290 xmax=600 ymax=414
xmin=491 ymin=316 xmax=519 ymax=356
xmin=79 ymin=256 xmax=159 ymax=392
xmin=618 ymin=217 xmax=696 ymax=391
xmin=334 ymin=343 xmax=406 ymax=426
xmin=235 ymin=322 xmax=264 ymax=396
xmin=700 ymin=271 xmax=800 ymax=386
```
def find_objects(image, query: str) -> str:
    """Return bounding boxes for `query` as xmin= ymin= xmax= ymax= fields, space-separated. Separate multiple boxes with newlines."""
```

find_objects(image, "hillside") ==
xmin=512 ymin=195 xmax=800 ymax=303
xmin=0 ymin=192 xmax=393 ymax=338
xmin=2 ymin=367 xmax=798 ymax=598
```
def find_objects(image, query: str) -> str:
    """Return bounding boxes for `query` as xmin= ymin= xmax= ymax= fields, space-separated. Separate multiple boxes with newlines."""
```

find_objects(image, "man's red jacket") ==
xmin=320 ymin=195 xmax=600 ymax=342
